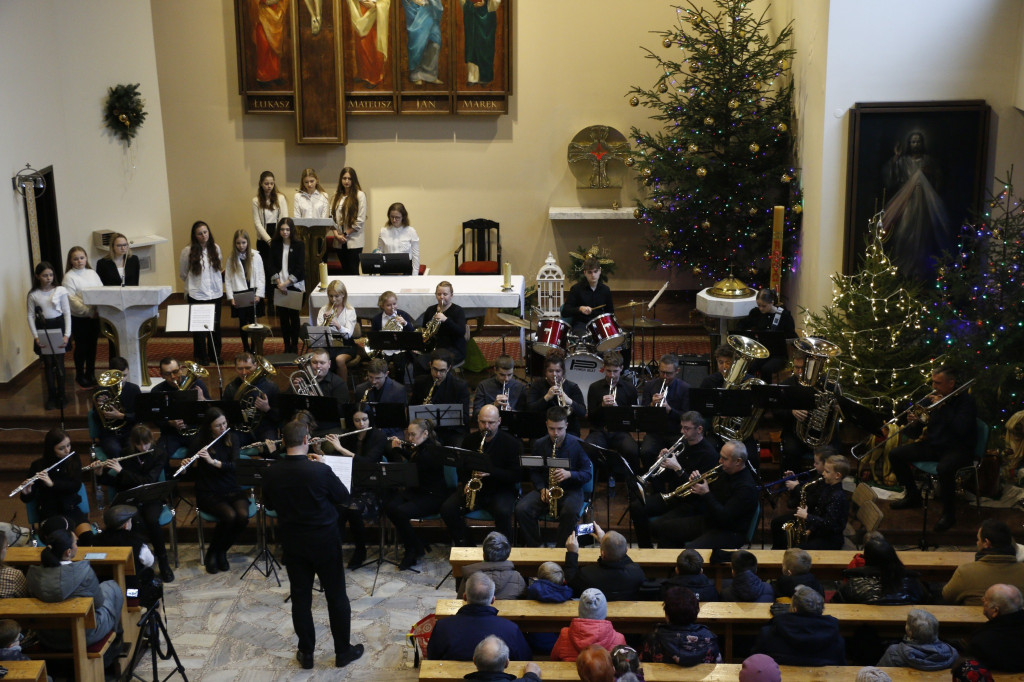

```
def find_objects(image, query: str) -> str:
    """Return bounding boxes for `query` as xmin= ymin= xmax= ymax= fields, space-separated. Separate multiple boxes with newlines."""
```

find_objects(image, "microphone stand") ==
xmin=36 ymin=308 xmax=67 ymax=429
xmin=204 ymin=324 xmax=225 ymax=398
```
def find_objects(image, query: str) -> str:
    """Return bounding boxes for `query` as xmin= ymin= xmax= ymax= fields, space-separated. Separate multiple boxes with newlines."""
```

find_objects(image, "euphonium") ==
xmin=793 ymin=337 xmax=843 ymax=448
xmin=711 ymin=335 xmax=769 ymax=441
xmin=547 ymin=438 xmax=563 ymax=516
xmin=660 ymin=464 xmax=722 ymax=501
xmin=466 ymin=431 xmax=487 ymax=511
xmin=236 ymin=355 xmax=277 ymax=433
xmin=782 ymin=478 xmax=820 ymax=548
xmin=177 ymin=361 xmax=209 ymax=392
xmin=93 ymin=370 xmax=127 ymax=431
xmin=289 ymin=353 xmax=324 ymax=396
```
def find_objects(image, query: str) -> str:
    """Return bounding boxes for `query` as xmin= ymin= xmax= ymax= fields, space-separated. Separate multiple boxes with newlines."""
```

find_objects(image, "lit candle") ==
xmin=503 ymin=262 xmax=511 ymax=288
xmin=319 ymin=262 xmax=329 ymax=290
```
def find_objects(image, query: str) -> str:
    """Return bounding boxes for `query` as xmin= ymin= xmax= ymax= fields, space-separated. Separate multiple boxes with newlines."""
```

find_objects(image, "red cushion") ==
xmin=457 ymin=261 xmax=499 ymax=275
xmin=86 ymin=630 xmax=115 ymax=654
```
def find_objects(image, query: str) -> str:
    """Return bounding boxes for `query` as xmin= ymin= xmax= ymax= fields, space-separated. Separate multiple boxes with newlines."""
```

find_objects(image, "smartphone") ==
xmin=575 ymin=522 xmax=595 ymax=537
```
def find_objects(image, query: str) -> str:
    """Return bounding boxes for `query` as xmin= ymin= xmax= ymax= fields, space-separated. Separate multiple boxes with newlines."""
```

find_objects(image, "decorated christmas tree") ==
xmin=804 ymin=215 xmax=944 ymax=418
xmin=627 ymin=0 xmax=801 ymax=284
xmin=934 ymin=169 xmax=1024 ymax=426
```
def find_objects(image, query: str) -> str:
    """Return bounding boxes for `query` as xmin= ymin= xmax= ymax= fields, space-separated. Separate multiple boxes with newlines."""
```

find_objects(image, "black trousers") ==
xmin=202 ymin=493 xmax=250 ymax=555
xmin=514 ymin=489 xmax=584 ymax=547
xmin=339 ymin=245 xmax=362 ymax=276
xmin=653 ymin=512 xmax=745 ymax=550
xmin=282 ymin=530 xmax=351 ymax=656
xmin=890 ymin=440 xmax=970 ymax=515
xmin=187 ymin=295 xmax=222 ymax=364
xmin=440 ymin=489 xmax=516 ymax=546
xmin=278 ymin=308 xmax=301 ymax=353
xmin=385 ymin=491 xmax=443 ymax=554
xmin=586 ymin=430 xmax=641 ymax=475
xmin=71 ymin=315 xmax=99 ymax=380
xmin=137 ymin=501 xmax=169 ymax=561
xmin=339 ymin=506 xmax=368 ymax=551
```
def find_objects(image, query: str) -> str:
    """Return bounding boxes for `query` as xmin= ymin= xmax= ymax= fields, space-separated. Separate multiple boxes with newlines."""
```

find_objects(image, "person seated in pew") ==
xmin=412 ymin=349 xmax=471 ymax=447
xmin=942 ymin=519 xmax=1024 ymax=606
xmin=876 ymin=608 xmax=957 ymax=671
xmin=576 ymin=645 xmax=615 ymax=682
xmin=751 ymin=584 xmax=846 ymax=666
xmin=641 ymin=585 xmax=721 ymax=666
xmin=610 ymin=645 xmax=643 ymax=681
xmin=564 ymin=523 xmax=646 ymax=601
xmin=426 ymin=572 xmax=532 ymax=662
xmin=660 ymin=548 xmax=719 ymax=602
xmin=526 ymin=351 xmax=587 ymax=437
xmin=721 ymin=550 xmax=774 ymax=603
xmin=470 ymin=635 xmax=542 ymax=682
xmin=771 ymin=548 xmax=823 ymax=599
xmin=525 ymin=562 xmax=573 ymax=603
xmin=473 ymin=355 xmax=527 ymax=415
xmin=0 ymin=619 xmax=32 ymax=664
xmin=835 ymin=536 xmax=927 ymax=605
xmin=25 ymin=529 xmax=124 ymax=662
xmin=952 ymin=660 xmax=995 ymax=681
xmin=738 ymin=654 xmax=781 ymax=682
xmin=550 ymin=588 xmax=625 ymax=662
xmin=965 ymin=584 xmax=1024 ymax=673
xmin=457 ymin=531 xmax=526 ymax=601
xmin=223 ymin=352 xmax=281 ymax=446
xmin=0 ymin=535 xmax=27 ymax=599
xmin=855 ymin=668 xmax=892 ymax=682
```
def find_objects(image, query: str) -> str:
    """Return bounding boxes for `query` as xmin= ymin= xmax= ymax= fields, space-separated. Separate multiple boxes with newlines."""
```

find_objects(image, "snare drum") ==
xmin=533 ymin=319 xmax=569 ymax=355
xmin=565 ymin=352 xmax=604 ymax=396
xmin=587 ymin=313 xmax=627 ymax=352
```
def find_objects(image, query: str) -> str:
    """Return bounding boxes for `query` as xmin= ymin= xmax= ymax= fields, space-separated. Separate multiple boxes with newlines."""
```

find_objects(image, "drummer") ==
xmin=563 ymin=256 xmax=614 ymax=336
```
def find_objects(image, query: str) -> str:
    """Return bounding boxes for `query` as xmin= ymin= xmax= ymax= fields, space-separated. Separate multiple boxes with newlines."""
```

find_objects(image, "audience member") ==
xmin=836 ymin=536 xmax=926 ymax=604
xmin=641 ymin=586 xmax=721 ymax=666
xmin=610 ymin=645 xmax=643 ymax=681
xmin=737 ymin=653 xmax=781 ymax=682
xmin=565 ymin=524 xmax=646 ymax=600
xmin=466 ymin=635 xmax=542 ymax=682
xmin=660 ymin=549 xmax=719 ymax=602
xmin=943 ymin=519 xmax=1024 ymax=605
xmin=855 ymin=667 xmax=892 ymax=682
xmin=752 ymin=585 xmax=846 ymax=666
xmin=576 ymin=645 xmax=615 ymax=682
xmin=550 ymin=589 xmax=626 ymax=662
xmin=0 ymin=534 xmax=27 ymax=599
xmin=966 ymin=583 xmax=1024 ymax=672
xmin=721 ymin=550 xmax=774 ymax=603
xmin=0 ymin=619 xmax=28 ymax=661
xmin=459 ymin=532 xmax=526 ymax=600
xmin=525 ymin=562 xmax=573 ymax=603
xmin=876 ymin=608 xmax=956 ymax=671
xmin=427 ymin=572 xmax=531 ymax=662
xmin=771 ymin=548 xmax=824 ymax=598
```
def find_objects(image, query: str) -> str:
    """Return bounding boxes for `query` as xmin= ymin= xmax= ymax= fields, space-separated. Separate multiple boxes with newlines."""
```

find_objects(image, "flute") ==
xmin=255 ymin=427 xmax=373 ymax=453
xmin=82 ymin=448 xmax=156 ymax=471
xmin=174 ymin=429 xmax=230 ymax=478
xmin=10 ymin=452 xmax=76 ymax=497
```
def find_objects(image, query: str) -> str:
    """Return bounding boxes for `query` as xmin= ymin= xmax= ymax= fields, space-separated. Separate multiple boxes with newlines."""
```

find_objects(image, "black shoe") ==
xmin=891 ymin=494 xmax=922 ymax=510
xmin=76 ymin=375 xmax=91 ymax=389
xmin=217 ymin=551 xmax=229 ymax=572
xmin=296 ymin=650 xmax=314 ymax=670
xmin=335 ymin=644 xmax=364 ymax=668
xmin=205 ymin=555 xmax=219 ymax=575
xmin=398 ymin=550 xmax=421 ymax=571
xmin=934 ymin=514 xmax=956 ymax=532
xmin=158 ymin=557 xmax=175 ymax=583
xmin=347 ymin=548 xmax=366 ymax=570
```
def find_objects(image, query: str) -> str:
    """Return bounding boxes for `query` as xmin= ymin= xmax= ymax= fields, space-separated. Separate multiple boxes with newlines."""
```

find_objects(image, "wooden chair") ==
xmin=453 ymin=219 xmax=500 ymax=275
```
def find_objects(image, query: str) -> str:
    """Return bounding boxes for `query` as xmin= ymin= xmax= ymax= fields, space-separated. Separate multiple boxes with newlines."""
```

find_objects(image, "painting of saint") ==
xmin=460 ymin=0 xmax=499 ymax=85
xmin=402 ymin=0 xmax=444 ymax=85
xmin=348 ymin=0 xmax=391 ymax=87
xmin=254 ymin=0 xmax=290 ymax=83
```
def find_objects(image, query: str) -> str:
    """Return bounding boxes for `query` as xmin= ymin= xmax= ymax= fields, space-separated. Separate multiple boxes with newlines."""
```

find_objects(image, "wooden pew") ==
xmin=0 ymin=660 xmax=48 ymax=682
xmin=0 ymin=598 xmax=103 ymax=682
xmin=420 ymin=660 xmax=1024 ymax=681
xmin=447 ymin=547 xmax=975 ymax=586
xmin=434 ymin=599 xmax=986 ymax=661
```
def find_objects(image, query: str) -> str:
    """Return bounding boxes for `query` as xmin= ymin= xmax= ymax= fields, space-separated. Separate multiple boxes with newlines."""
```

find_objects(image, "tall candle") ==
xmin=319 ymin=262 xmax=329 ymax=290
xmin=770 ymin=206 xmax=784 ymax=295
xmin=503 ymin=262 xmax=512 ymax=288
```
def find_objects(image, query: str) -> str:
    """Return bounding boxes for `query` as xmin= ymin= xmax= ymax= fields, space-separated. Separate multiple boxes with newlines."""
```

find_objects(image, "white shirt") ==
xmin=62 ymin=268 xmax=104 ymax=318
xmin=378 ymin=225 xmax=420 ymax=275
xmin=179 ymin=244 xmax=224 ymax=301
xmin=251 ymin=193 xmax=290 ymax=243
xmin=317 ymin=304 xmax=356 ymax=338
xmin=334 ymin=190 xmax=367 ymax=249
xmin=27 ymin=287 xmax=72 ymax=336
xmin=224 ymin=251 xmax=266 ymax=300
xmin=293 ymin=190 xmax=330 ymax=219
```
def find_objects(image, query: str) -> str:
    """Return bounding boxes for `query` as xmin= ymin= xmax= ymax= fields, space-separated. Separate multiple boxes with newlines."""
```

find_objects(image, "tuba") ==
xmin=236 ymin=355 xmax=277 ymax=433
xmin=793 ymin=337 xmax=842 ymax=448
xmin=290 ymin=353 xmax=324 ymax=396
xmin=93 ymin=370 xmax=127 ymax=431
xmin=711 ymin=335 xmax=769 ymax=441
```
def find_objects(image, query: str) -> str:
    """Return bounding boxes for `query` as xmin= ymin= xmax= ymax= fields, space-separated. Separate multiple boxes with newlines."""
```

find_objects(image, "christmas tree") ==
xmin=934 ymin=169 xmax=1024 ymax=426
xmin=804 ymin=214 xmax=944 ymax=418
xmin=627 ymin=0 xmax=801 ymax=284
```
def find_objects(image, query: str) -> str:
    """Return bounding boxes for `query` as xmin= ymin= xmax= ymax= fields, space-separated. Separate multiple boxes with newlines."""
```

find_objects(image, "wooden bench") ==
xmin=0 ymin=660 xmax=48 ymax=682
xmin=0 ymin=598 xmax=104 ymax=682
xmin=448 ymin=547 xmax=975 ymax=586
xmin=434 ymin=599 xmax=985 ymax=661
xmin=420 ymin=660 xmax=1024 ymax=681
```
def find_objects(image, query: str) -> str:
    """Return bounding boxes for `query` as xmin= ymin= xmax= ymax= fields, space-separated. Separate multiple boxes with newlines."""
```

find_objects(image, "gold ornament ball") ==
xmin=749 ymin=143 xmax=760 ymax=153
xmin=629 ymin=96 xmax=640 ymax=107
xmin=696 ymin=167 xmax=707 ymax=177
xmin=728 ymin=99 xmax=740 ymax=109
xmin=778 ymin=58 xmax=789 ymax=69
xmin=643 ymin=250 xmax=653 ymax=261
xmin=658 ymin=83 xmax=668 ymax=94
xmin=701 ymin=220 xmax=711 ymax=229
xmin=690 ymin=14 xmax=702 ymax=26
xmin=687 ymin=143 xmax=699 ymax=153
xmin=661 ymin=228 xmax=670 ymax=238
xmin=666 ymin=241 xmax=673 ymax=248
xmin=793 ymin=204 xmax=803 ymax=214
xmin=776 ymin=122 xmax=788 ymax=133
xmin=662 ymin=37 xmax=673 ymax=48
xmin=709 ymin=46 xmax=719 ymax=56
xmin=751 ymin=81 xmax=760 ymax=90
xmin=640 ymin=167 xmax=652 ymax=178
xmin=692 ymin=266 xmax=703 ymax=276
xmin=624 ymin=156 xmax=635 ymax=167
xmin=749 ymin=207 xmax=758 ymax=216
xmin=690 ymin=62 xmax=701 ymax=73
xmin=781 ymin=173 xmax=792 ymax=183
xmin=654 ymin=201 xmax=665 ymax=210
xmin=703 ymin=117 xmax=715 ymax=126
xmin=633 ymin=208 xmax=642 ymax=220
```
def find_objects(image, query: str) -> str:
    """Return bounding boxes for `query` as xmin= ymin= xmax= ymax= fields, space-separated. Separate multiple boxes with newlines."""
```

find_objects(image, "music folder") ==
xmin=520 ymin=456 xmax=570 ymax=469
xmin=353 ymin=460 xmax=417 ymax=490
xmin=232 ymin=288 xmax=256 ymax=308
xmin=165 ymin=303 xmax=217 ymax=333
xmin=446 ymin=449 xmax=491 ymax=473
xmin=36 ymin=329 xmax=65 ymax=355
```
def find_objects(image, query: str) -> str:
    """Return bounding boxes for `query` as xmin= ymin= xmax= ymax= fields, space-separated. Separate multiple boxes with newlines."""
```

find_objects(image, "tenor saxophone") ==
xmin=466 ymin=431 xmax=487 ymax=511
xmin=547 ymin=437 xmax=563 ymax=516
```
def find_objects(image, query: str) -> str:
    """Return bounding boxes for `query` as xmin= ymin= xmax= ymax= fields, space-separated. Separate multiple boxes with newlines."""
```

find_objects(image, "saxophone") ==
xmin=423 ymin=378 xmax=440 ymax=405
xmin=93 ymin=370 xmax=127 ymax=431
xmin=782 ymin=478 xmax=820 ymax=548
xmin=547 ymin=437 xmax=563 ymax=517
xmin=465 ymin=431 xmax=487 ymax=511
xmin=361 ymin=385 xmax=372 ymax=405
xmin=236 ymin=355 xmax=277 ymax=433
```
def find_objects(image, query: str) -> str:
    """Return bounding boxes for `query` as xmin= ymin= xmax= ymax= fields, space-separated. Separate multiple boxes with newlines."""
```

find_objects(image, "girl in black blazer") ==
xmin=96 ymin=233 xmax=140 ymax=286
xmin=269 ymin=218 xmax=306 ymax=354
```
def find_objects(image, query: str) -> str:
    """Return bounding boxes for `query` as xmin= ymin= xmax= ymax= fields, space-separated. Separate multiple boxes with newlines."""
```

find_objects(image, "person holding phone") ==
xmin=564 ymin=522 xmax=646 ymax=600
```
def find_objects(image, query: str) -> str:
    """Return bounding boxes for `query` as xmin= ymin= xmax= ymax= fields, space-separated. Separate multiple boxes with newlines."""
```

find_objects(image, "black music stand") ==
xmin=689 ymin=388 xmax=759 ymax=417
xmin=360 ymin=402 xmax=407 ymax=439
xmin=749 ymin=384 xmax=816 ymax=412
xmin=275 ymin=394 xmax=340 ymax=425
xmin=235 ymin=458 xmax=280 ymax=585
xmin=306 ymin=326 xmax=345 ymax=350
xmin=502 ymin=410 xmax=546 ymax=440
xmin=580 ymin=441 xmax=617 ymax=529
xmin=169 ymin=400 xmax=245 ymax=428
xmin=354 ymin=460 xmax=418 ymax=595
xmin=365 ymin=331 xmax=425 ymax=354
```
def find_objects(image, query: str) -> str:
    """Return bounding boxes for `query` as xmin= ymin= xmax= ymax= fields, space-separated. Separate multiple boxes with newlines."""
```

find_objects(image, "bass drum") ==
xmin=565 ymin=352 xmax=604 ymax=396
xmin=533 ymin=319 xmax=569 ymax=356
xmin=587 ymin=313 xmax=627 ymax=352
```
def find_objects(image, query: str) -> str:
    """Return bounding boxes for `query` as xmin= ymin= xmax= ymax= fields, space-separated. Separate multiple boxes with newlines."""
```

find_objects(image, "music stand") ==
xmin=233 ymin=458 xmax=280 ymax=584
xmin=409 ymin=403 xmax=463 ymax=428
xmin=275 ymin=394 xmax=340 ymax=425
xmin=306 ymin=326 xmax=344 ymax=349
xmin=838 ymin=396 xmax=886 ymax=439
xmin=354 ymin=460 xmax=418 ymax=594
xmin=689 ymin=388 xmax=759 ymax=417
xmin=502 ymin=410 xmax=547 ymax=441
xmin=361 ymin=402 xmax=407 ymax=439
xmin=580 ymin=441 xmax=617 ymax=529
xmin=359 ymin=252 xmax=412 ymax=275
xmin=365 ymin=331 xmax=425 ymax=353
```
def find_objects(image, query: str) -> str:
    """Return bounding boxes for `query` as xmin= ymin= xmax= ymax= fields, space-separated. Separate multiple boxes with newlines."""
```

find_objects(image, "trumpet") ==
xmin=638 ymin=433 xmax=686 ymax=484
xmin=82 ymin=448 xmax=155 ymax=471
xmin=174 ymin=429 xmax=230 ymax=477
xmin=499 ymin=380 xmax=511 ymax=410
xmin=10 ymin=452 xmax=76 ymax=497
xmin=554 ymin=377 xmax=570 ymax=409
xmin=660 ymin=464 xmax=722 ymax=501
xmin=609 ymin=377 xmax=618 ymax=405
xmin=547 ymin=437 xmax=563 ymax=516
xmin=466 ymin=431 xmax=488 ymax=511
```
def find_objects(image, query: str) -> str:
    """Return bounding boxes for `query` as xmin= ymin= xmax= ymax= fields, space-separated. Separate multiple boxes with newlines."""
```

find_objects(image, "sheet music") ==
xmin=322 ymin=455 xmax=353 ymax=490
xmin=36 ymin=329 xmax=66 ymax=355
xmin=188 ymin=304 xmax=217 ymax=332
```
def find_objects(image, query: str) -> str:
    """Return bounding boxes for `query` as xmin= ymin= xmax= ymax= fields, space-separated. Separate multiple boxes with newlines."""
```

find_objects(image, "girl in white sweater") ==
xmin=62 ymin=246 xmax=103 ymax=388
xmin=27 ymin=261 xmax=71 ymax=410
xmin=225 ymin=229 xmax=266 ymax=354
xmin=293 ymin=167 xmax=330 ymax=219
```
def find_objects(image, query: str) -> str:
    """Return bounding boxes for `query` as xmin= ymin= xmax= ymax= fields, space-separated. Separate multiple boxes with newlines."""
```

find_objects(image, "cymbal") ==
xmin=619 ymin=301 xmax=646 ymax=309
xmin=496 ymin=312 xmax=535 ymax=330
xmin=633 ymin=318 xmax=664 ymax=328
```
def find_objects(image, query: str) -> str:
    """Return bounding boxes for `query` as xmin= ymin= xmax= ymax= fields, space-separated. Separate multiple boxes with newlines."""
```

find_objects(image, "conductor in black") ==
xmin=263 ymin=421 xmax=365 ymax=670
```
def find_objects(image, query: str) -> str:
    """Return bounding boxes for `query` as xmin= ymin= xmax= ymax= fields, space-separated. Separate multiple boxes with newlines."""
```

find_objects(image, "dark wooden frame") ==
xmin=843 ymin=100 xmax=990 ymax=276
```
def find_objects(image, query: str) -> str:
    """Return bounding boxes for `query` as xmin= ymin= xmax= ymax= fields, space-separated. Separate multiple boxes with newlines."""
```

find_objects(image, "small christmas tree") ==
xmin=934 ymin=169 xmax=1024 ymax=426
xmin=804 ymin=214 xmax=944 ymax=418
xmin=627 ymin=0 xmax=801 ymax=284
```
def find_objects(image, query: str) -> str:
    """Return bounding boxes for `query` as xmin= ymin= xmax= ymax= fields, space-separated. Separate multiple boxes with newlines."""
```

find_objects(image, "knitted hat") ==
xmin=952 ymin=659 xmax=994 ymax=682
xmin=738 ymin=654 xmax=781 ymax=682
xmin=578 ymin=588 xmax=607 ymax=620
xmin=103 ymin=505 xmax=137 ymax=530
